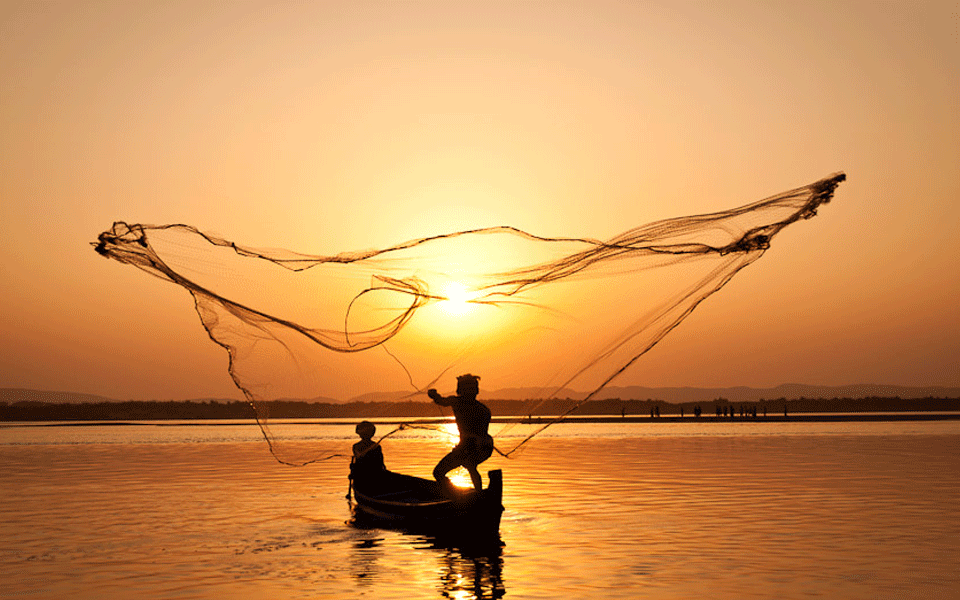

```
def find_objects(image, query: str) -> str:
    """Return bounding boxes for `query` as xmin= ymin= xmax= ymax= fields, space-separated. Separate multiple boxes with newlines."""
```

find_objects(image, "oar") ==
xmin=345 ymin=458 xmax=354 ymax=499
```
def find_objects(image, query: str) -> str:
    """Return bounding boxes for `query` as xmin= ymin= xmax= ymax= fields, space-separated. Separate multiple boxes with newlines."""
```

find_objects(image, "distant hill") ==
xmin=0 ymin=388 xmax=240 ymax=404
xmin=0 ymin=388 xmax=123 ymax=404
xmin=345 ymin=391 xmax=419 ymax=404
xmin=3 ymin=384 xmax=959 ymax=407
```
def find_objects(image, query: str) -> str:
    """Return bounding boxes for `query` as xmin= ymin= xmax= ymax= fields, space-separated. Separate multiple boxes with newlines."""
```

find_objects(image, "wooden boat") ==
xmin=350 ymin=469 xmax=503 ymax=535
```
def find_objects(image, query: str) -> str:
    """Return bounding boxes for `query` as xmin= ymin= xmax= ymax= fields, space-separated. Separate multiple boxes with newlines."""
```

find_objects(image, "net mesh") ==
xmin=94 ymin=173 xmax=845 ymax=464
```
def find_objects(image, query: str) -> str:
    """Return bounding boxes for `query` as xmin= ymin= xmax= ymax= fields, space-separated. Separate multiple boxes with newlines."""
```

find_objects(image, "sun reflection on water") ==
xmin=440 ymin=421 xmax=460 ymax=445
xmin=446 ymin=468 xmax=473 ymax=489
xmin=437 ymin=422 xmax=472 ymax=488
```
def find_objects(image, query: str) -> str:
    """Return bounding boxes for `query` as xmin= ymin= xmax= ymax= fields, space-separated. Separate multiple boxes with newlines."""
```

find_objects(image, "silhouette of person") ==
xmin=350 ymin=420 xmax=385 ymax=481
xmin=428 ymin=374 xmax=494 ymax=491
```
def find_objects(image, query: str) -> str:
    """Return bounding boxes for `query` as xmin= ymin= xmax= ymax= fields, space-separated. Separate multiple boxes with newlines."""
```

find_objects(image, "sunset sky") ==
xmin=2 ymin=1 xmax=958 ymax=401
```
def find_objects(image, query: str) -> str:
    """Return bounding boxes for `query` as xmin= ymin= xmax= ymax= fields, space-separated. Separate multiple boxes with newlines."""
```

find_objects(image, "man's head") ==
xmin=355 ymin=420 xmax=376 ymax=440
xmin=456 ymin=374 xmax=480 ymax=398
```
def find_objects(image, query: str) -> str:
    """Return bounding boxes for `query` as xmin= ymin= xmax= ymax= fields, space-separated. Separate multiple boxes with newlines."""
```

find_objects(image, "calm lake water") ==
xmin=2 ymin=419 xmax=958 ymax=599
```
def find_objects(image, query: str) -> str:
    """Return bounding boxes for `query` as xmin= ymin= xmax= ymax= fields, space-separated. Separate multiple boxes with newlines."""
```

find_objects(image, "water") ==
xmin=2 ymin=419 xmax=958 ymax=599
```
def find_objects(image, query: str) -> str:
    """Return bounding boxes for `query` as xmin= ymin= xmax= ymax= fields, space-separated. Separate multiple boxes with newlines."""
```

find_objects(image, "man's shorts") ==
xmin=450 ymin=435 xmax=494 ymax=466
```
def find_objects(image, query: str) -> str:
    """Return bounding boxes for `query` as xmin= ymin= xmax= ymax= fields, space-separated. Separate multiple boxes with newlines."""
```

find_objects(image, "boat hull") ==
xmin=351 ymin=469 xmax=503 ymax=534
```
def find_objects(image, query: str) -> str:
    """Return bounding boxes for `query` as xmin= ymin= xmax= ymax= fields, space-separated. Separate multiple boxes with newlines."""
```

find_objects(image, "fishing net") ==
xmin=94 ymin=173 xmax=844 ymax=464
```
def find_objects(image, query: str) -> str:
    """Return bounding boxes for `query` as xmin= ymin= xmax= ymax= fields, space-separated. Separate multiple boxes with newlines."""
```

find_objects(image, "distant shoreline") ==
xmin=3 ymin=395 xmax=960 ymax=423
xmin=3 ymin=410 xmax=959 ymax=426
xmin=498 ymin=413 xmax=960 ymax=424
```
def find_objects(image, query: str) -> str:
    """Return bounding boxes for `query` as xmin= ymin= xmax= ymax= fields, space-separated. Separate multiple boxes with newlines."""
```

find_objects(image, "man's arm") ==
xmin=428 ymin=389 xmax=455 ymax=406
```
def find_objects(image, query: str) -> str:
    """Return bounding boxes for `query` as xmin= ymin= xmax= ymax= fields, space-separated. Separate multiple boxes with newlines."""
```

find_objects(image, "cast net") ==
xmin=94 ymin=173 xmax=844 ymax=465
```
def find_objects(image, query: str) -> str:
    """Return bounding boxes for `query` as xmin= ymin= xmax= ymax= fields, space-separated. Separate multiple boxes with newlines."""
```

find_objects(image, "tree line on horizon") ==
xmin=2 ymin=397 xmax=959 ymax=421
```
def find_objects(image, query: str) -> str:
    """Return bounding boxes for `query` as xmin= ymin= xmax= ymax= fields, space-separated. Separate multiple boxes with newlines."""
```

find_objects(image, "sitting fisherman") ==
xmin=428 ymin=374 xmax=494 ymax=490
xmin=350 ymin=420 xmax=385 ymax=481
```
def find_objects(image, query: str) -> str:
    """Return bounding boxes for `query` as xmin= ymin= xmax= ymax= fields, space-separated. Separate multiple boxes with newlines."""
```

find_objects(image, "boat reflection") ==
xmin=433 ymin=537 xmax=504 ymax=600
xmin=348 ymin=512 xmax=504 ymax=599
xmin=348 ymin=533 xmax=385 ymax=587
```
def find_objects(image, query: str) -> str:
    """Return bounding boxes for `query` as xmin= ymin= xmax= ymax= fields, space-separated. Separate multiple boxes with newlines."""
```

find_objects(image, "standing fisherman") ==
xmin=428 ymin=374 xmax=494 ymax=490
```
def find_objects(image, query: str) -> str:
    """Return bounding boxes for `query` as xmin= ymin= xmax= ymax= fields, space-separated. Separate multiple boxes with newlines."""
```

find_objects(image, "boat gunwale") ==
xmin=350 ymin=469 xmax=503 ymax=530
xmin=353 ymin=490 xmax=455 ymax=509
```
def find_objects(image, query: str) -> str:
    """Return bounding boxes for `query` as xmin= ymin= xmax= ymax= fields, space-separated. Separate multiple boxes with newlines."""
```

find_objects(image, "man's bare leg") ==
xmin=466 ymin=463 xmax=483 ymax=491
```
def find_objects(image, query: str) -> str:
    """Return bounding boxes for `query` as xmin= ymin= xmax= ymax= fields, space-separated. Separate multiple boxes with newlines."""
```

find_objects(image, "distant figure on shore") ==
xmin=350 ymin=421 xmax=385 ymax=483
xmin=428 ymin=374 xmax=494 ymax=491
xmin=655 ymin=406 xmax=660 ymax=418
xmin=680 ymin=406 xmax=684 ymax=418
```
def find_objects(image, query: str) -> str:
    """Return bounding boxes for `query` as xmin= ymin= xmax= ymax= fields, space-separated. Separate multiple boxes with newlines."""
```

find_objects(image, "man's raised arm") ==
xmin=428 ymin=389 xmax=455 ymax=406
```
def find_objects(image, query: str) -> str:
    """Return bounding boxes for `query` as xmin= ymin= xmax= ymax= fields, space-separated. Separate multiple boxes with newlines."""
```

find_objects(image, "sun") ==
xmin=437 ymin=282 xmax=478 ymax=316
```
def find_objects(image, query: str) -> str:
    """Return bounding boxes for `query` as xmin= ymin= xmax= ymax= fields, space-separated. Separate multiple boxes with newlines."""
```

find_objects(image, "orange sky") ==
xmin=1 ymin=1 xmax=958 ymax=400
